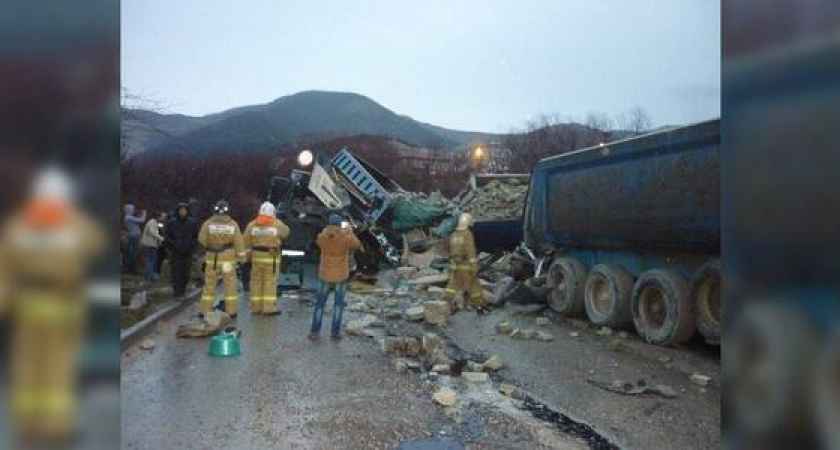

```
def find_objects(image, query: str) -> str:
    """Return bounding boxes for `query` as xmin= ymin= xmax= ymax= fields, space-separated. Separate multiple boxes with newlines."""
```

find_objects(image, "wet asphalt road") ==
xmin=121 ymin=288 xmax=588 ymax=449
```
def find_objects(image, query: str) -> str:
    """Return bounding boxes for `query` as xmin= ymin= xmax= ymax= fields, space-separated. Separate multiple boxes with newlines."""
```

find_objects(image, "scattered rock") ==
xmin=384 ymin=298 xmax=399 ymax=308
xmin=534 ymin=330 xmax=555 ymax=342
xmin=483 ymin=355 xmax=502 ymax=372
xmin=433 ymin=387 xmax=458 ymax=407
xmin=690 ymin=373 xmax=712 ymax=386
xmin=422 ymin=333 xmax=443 ymax=355
xmin=499 ymin=383 xmax=517 ymax=397
xmin=406 ymin=306 xmax=426 ymax=322
xmin=596 ymin=326 xmax=614 ymax=337
xmin=385 ymin=311 xmax=404 ymax=320
xmin=432 ymin=364 xmax=451 ymax=374
xmin=139 ymin=338 xmax=156 ymax=350
xmin=394 ymin=358 xmax=422 ymax=373
xmin=346 ymin=302 xmax=367 ymax=312
xmin=128 ymin=291 xmax=148 ymax=311
xmin=569 ymin=331 xmax=580 ymax=338
xmin=618 ymin=331 xmax=629 ymax=339
xmin=408 ymin=273 xmax=451 ymax=287
xmin=382 ymin=337 xmax=422 ymax=357
xmin=510 ymin=328 xmax=536 ymax=340
xmin=535 ymin=317 xmax=550 ymax=327
xmin=396 ymin=266 xmax=419 ymax=279
xmin=345 ymin=315 xmax=378 ymax=336
xmin=588 ymin=378 xmax=679 ymax=399
xmin=462 ymin=372 xmax=490 ymax=383
xmin=659 ymin=356 xmax=672 ymax=364
xmin=423 ymin=300 xmax=451 ymax=325
xmin=496 ymin=321 xmax=513 ymax=335
xmin=467 ymin=361 xmax=485 ymax=372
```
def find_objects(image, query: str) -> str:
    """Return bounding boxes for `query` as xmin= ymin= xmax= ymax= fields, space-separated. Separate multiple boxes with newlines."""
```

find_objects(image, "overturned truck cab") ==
xmin=523 ymin=119 xmax=721 ymax=346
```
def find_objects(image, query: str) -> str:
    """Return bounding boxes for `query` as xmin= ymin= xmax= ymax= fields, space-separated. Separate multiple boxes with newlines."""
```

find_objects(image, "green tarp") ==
xmin=390 ymin=197 xmax=451 ymax=232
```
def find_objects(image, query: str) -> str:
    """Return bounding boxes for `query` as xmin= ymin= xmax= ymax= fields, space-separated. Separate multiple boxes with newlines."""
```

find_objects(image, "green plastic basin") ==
xmin=208 ymin=331 xmax=241 ymax=357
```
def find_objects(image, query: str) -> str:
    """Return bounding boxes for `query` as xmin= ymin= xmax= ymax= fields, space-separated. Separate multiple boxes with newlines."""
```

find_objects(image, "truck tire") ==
xmin=584 ymin=264 xmax=633 ymax=329
xmin=546 ymin=258 xmax=586 ymax=316
xmin=691 ymin=259 xmax=721 ymax=345
xmin=631 ymin=269 xmax=694 ymax=345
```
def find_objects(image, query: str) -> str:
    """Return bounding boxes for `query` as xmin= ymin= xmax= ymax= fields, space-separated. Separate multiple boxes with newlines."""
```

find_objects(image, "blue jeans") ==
xmin=310 ymin=281 xmax=347 ymax=336
xmin=143 ymin=246 xmax=159 ymax=281
xmin=125 ymin=235 xmax=140 ymax=273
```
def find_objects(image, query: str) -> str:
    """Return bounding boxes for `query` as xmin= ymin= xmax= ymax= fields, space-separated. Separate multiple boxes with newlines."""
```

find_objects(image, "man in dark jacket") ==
xmin=164 ymin=202 xmax=198 ymax=297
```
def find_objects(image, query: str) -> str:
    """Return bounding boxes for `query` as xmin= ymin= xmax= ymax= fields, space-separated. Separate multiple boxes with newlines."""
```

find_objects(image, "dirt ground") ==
xmin=121 ymin=280 xmax=720 ymax=449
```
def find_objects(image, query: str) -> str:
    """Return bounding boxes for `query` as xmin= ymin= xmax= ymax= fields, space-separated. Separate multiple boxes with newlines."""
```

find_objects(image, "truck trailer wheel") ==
xmin=691 ymin=259 xmax=721 ymax=345
xmin=547 ymin=258 xmax=586 ymax=316
xmin=631 ymin=269 xmax=694 ymax=345
xmin=584 ymin=264 xmax=633 ymax=329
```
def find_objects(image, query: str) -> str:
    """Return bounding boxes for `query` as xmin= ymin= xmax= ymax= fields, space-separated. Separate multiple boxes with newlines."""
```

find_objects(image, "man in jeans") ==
xmin=309 ymin=214 xmax=361 ymax=340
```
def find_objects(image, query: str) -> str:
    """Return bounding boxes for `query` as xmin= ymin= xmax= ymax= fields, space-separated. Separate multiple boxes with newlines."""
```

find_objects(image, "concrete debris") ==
xmin=618 ymin=331 xmax=629 ymax=339
xmin=433 ymin=387 xmax=458 ymax=407
xmin=423 ymin=300 xmax=451 ymax=325
xmin=427 ymin=286 xmax=445 ymax=293
xmin=426 ymin=348 xmax=454 ymax=369
xmin=384 ymin=298 xmax=399 ymax=308
xmin=466 ymin=361 xmax=484 ymax=372
xmin=569 ymin=331 xmax=580 ymax=338
xmin=483 ymin=355 xmax=502 ymax=372
xmin=535 ymin=317 xmax=550 ymax=327
xmin=496 ymin=321 xmax=513 ymax=335
xmin=382 ymin=337 xmax=422 ymax=357
xmin=432 ymin=364 xmax=451 ymax=374
xmin=345 ymin=314 xmax=378 ymax=336
xmin=406 ymin=306 xmax=426 ymax=321
xmin=422 ymin=333 xmax=443 ymax=355
xmin=394 ymin=358 xmax=423 ymax=373
xmin=461 ymin=179 xmax=528 ymax=220
xmin=128 ymin=291 xmax=148 ymax=311
xmin=462 ymin=372 xmax=491 ymax=383
xmin=588 ymin=378 xmax=678 ymax=399
xmin=385 ymin=311 xmax=404 ymax=320
xmin=596 ymin=327 xmax=614 ymax=337
xmin=346 ymin=302 xmax=369 ymax=312
xmin=534 ymin=330 xmax=555 ymax=342
xmin=396 ymin=266 xmax=419 ymax=279
xmin=510 ymin=328 xmax=535 ymax=340
xmin=690 ymin=374 xmax=712 ymax=386
xmin=139 ymin=338 xmax=156 ymax=350
xmin=499 ymin=383 xmax=518 ymax=397
xmin=408 ymin=273 xmax=450 ymax=286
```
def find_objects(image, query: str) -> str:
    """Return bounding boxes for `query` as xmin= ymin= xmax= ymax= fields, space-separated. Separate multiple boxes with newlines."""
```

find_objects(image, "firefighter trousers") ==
xmin=200 ymin=249 xmax=238 ymax=315
xmin=443 ymin=263 xmax=486 ymax=309
xmin=249 ymin=252 xmax=280 ymax=314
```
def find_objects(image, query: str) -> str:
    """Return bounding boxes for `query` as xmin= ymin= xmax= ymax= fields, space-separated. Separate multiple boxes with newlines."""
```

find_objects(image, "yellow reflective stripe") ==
xmin=205 ymin=258 xmax=236 ymax=263
xmin=200 ymin=296 xmax=214 ymax=302
xmin=251 ymin=258 xmax=276 ymax=264
xmin=17 ymin=300 xmax=83 ymax=322
xmin=224 ymin=296 xmax=237 ymax=301
xmin=444 ymin=288 xmax=457 ymax=293
xmin=13 ymin=390 xmax=75 ymax=414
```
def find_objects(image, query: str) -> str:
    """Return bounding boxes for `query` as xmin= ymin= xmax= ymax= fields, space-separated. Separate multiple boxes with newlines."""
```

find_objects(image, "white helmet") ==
xmin=32 ymin=166 xmax=75 ymax=203
xmin=456 ymin=212 xmax=474 ymax=230
xmin=259 ymin=201 xmax=276 ymax=217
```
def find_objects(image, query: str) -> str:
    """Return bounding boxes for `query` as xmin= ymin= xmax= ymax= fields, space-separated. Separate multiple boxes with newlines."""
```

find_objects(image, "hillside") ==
xmin=127 ymin=91 xmax=498 ymax=156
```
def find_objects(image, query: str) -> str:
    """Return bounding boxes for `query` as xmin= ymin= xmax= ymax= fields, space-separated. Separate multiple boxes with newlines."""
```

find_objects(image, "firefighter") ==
xmin=0 ymin=168 xmax=104 ymax=442
xmin=197 ymin=200 xmax=245 ymax=317
xmin=243 ymin=201 xmax=290 ymax=315
xmin=443 ymin=213 xmax=488 ymax=314
xmin=309 ymin=214 xmax=361 ymax=340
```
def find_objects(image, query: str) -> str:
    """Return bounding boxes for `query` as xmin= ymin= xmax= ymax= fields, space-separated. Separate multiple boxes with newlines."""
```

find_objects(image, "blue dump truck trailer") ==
xmin=523 ymin=119 xmax=720 ymax=346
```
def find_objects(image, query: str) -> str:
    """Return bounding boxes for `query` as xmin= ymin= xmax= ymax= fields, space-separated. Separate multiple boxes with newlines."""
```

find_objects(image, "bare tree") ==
xmin=120 ymin=88 xmax=172 ymax=163
xmin=616 ymin=106 xmax=653 ymax=134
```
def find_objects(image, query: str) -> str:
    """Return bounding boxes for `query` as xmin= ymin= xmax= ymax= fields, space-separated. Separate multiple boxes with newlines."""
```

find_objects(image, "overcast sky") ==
xmin=122 ymin=0 xmax=720 ymax=132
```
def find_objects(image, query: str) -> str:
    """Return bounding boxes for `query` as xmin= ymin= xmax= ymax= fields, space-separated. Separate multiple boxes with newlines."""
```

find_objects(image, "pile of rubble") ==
xmin=461 ymin=179 xmax=528 ymax=220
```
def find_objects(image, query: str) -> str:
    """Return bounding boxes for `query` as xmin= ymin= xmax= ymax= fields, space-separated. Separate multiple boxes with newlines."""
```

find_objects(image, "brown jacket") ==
xmin=317 ymin=225 xmax=361 ymax=282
